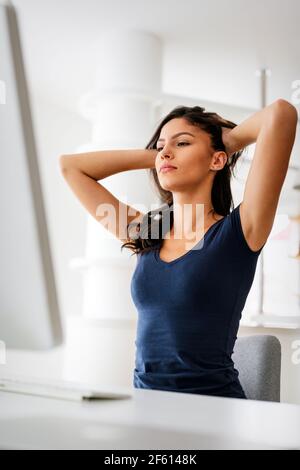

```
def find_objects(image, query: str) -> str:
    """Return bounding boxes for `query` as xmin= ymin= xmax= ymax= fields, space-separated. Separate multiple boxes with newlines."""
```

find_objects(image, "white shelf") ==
xmin=241 ymin=313 xmax=300 ymax=329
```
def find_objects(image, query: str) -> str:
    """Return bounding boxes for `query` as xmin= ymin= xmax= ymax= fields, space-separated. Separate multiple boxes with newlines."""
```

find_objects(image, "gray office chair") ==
xmin=232 ymin=335 xmax=281 ymax=402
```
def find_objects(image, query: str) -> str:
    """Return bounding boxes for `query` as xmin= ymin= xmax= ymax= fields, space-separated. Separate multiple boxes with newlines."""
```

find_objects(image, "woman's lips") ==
xmin=160 ymin=166 xmax=177 ymax=173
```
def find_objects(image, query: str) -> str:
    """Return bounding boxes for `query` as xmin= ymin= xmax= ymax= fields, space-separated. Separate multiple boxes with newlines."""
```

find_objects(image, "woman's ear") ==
xmin=210 ymin=151 xmax=228 ymax=170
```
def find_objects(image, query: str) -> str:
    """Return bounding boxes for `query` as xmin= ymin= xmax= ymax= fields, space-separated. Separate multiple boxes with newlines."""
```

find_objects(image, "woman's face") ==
xmin=155 ymin=117 xmax=217 ymax=192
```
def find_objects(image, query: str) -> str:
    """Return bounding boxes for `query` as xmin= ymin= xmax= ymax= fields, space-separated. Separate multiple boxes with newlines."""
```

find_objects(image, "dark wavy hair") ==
xmin=121 ymin=105 xmax=245 ymax=257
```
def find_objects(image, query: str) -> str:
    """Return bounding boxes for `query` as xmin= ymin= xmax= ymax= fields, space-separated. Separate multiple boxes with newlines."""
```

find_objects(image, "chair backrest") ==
xmin=232 ymin=334 xmax=281 ymax=402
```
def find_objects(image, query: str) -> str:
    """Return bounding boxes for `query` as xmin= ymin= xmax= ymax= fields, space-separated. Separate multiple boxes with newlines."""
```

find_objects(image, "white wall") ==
xmin=30 ymin=89 xmax=91 ymax=319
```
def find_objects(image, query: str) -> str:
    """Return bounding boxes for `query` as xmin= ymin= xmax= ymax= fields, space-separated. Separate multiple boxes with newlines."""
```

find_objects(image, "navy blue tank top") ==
xmin=130 ymin=203 xmax=264 ymax=399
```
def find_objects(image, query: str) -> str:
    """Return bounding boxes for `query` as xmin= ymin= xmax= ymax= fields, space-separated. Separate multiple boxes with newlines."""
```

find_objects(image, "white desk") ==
xmin=0 ymin=388 xmax=300 ymax=450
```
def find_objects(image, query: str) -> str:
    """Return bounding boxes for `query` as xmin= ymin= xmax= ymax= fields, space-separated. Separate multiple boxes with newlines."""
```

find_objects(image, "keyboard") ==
xmin=0 ymin=375 xmax=132 ymax=402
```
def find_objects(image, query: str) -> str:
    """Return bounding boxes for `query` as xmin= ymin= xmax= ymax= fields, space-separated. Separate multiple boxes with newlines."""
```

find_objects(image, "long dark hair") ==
xmin=121 ymin=105 xmax=245 ymax=257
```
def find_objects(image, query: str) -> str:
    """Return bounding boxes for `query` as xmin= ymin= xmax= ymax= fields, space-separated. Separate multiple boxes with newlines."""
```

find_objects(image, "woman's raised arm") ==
xmin=60 ymin=148 xmax=157 ymax=181
xmin=59 ymin=148 xmax=157 ymax=243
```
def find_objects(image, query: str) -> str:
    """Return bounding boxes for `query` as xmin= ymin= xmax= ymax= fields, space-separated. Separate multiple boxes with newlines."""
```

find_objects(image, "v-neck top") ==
xmin=130 ymin=203 xmax=265 ymax=399
xmin=155 ymin=214 xmax=226 ymax=266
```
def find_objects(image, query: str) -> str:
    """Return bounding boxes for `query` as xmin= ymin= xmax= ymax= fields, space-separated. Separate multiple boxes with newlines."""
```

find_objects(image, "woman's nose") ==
xmin=160 ymin=147 xmax=172 ymax=158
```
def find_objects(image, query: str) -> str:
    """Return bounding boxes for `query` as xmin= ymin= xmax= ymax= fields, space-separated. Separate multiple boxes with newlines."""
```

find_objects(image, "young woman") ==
xmin=60 ymin=100 xmax=298 ymax=399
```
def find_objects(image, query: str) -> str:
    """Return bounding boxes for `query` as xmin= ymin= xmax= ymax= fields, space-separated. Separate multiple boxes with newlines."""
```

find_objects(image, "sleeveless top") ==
xmin=130 ymin=203 xmax=265 ymax=399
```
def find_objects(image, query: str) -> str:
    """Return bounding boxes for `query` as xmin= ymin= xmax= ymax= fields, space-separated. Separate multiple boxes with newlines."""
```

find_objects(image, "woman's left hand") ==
xmin=221 ymin=127 xmax=235 ymax=160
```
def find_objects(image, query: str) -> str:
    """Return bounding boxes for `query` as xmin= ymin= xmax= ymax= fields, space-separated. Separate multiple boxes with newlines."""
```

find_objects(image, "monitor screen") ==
xmin=0 ymin=2 xmax=63 ymax=350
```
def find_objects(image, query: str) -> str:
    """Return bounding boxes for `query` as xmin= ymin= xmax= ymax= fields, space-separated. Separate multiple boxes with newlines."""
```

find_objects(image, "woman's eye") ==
xmin=157 ymin=142 xmax=189 ymax=152
xmin=178 ymin=142 xmax=189 ymax=147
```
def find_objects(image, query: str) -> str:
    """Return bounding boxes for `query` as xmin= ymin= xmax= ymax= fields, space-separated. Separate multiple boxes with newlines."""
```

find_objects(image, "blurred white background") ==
xmin=2 ymin=0 xmax=300 ymax=404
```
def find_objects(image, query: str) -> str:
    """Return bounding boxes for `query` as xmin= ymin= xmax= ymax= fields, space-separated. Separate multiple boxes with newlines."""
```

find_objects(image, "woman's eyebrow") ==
xmin=157 ymin=132 xmax=195 ymax=143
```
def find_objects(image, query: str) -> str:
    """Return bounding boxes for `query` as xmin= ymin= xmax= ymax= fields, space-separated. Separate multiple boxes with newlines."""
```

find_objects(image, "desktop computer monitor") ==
xmin=0 ymin=2 xmax=63 ymax=350
xmin=0 ymin=3 xmax=131 ymax=402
